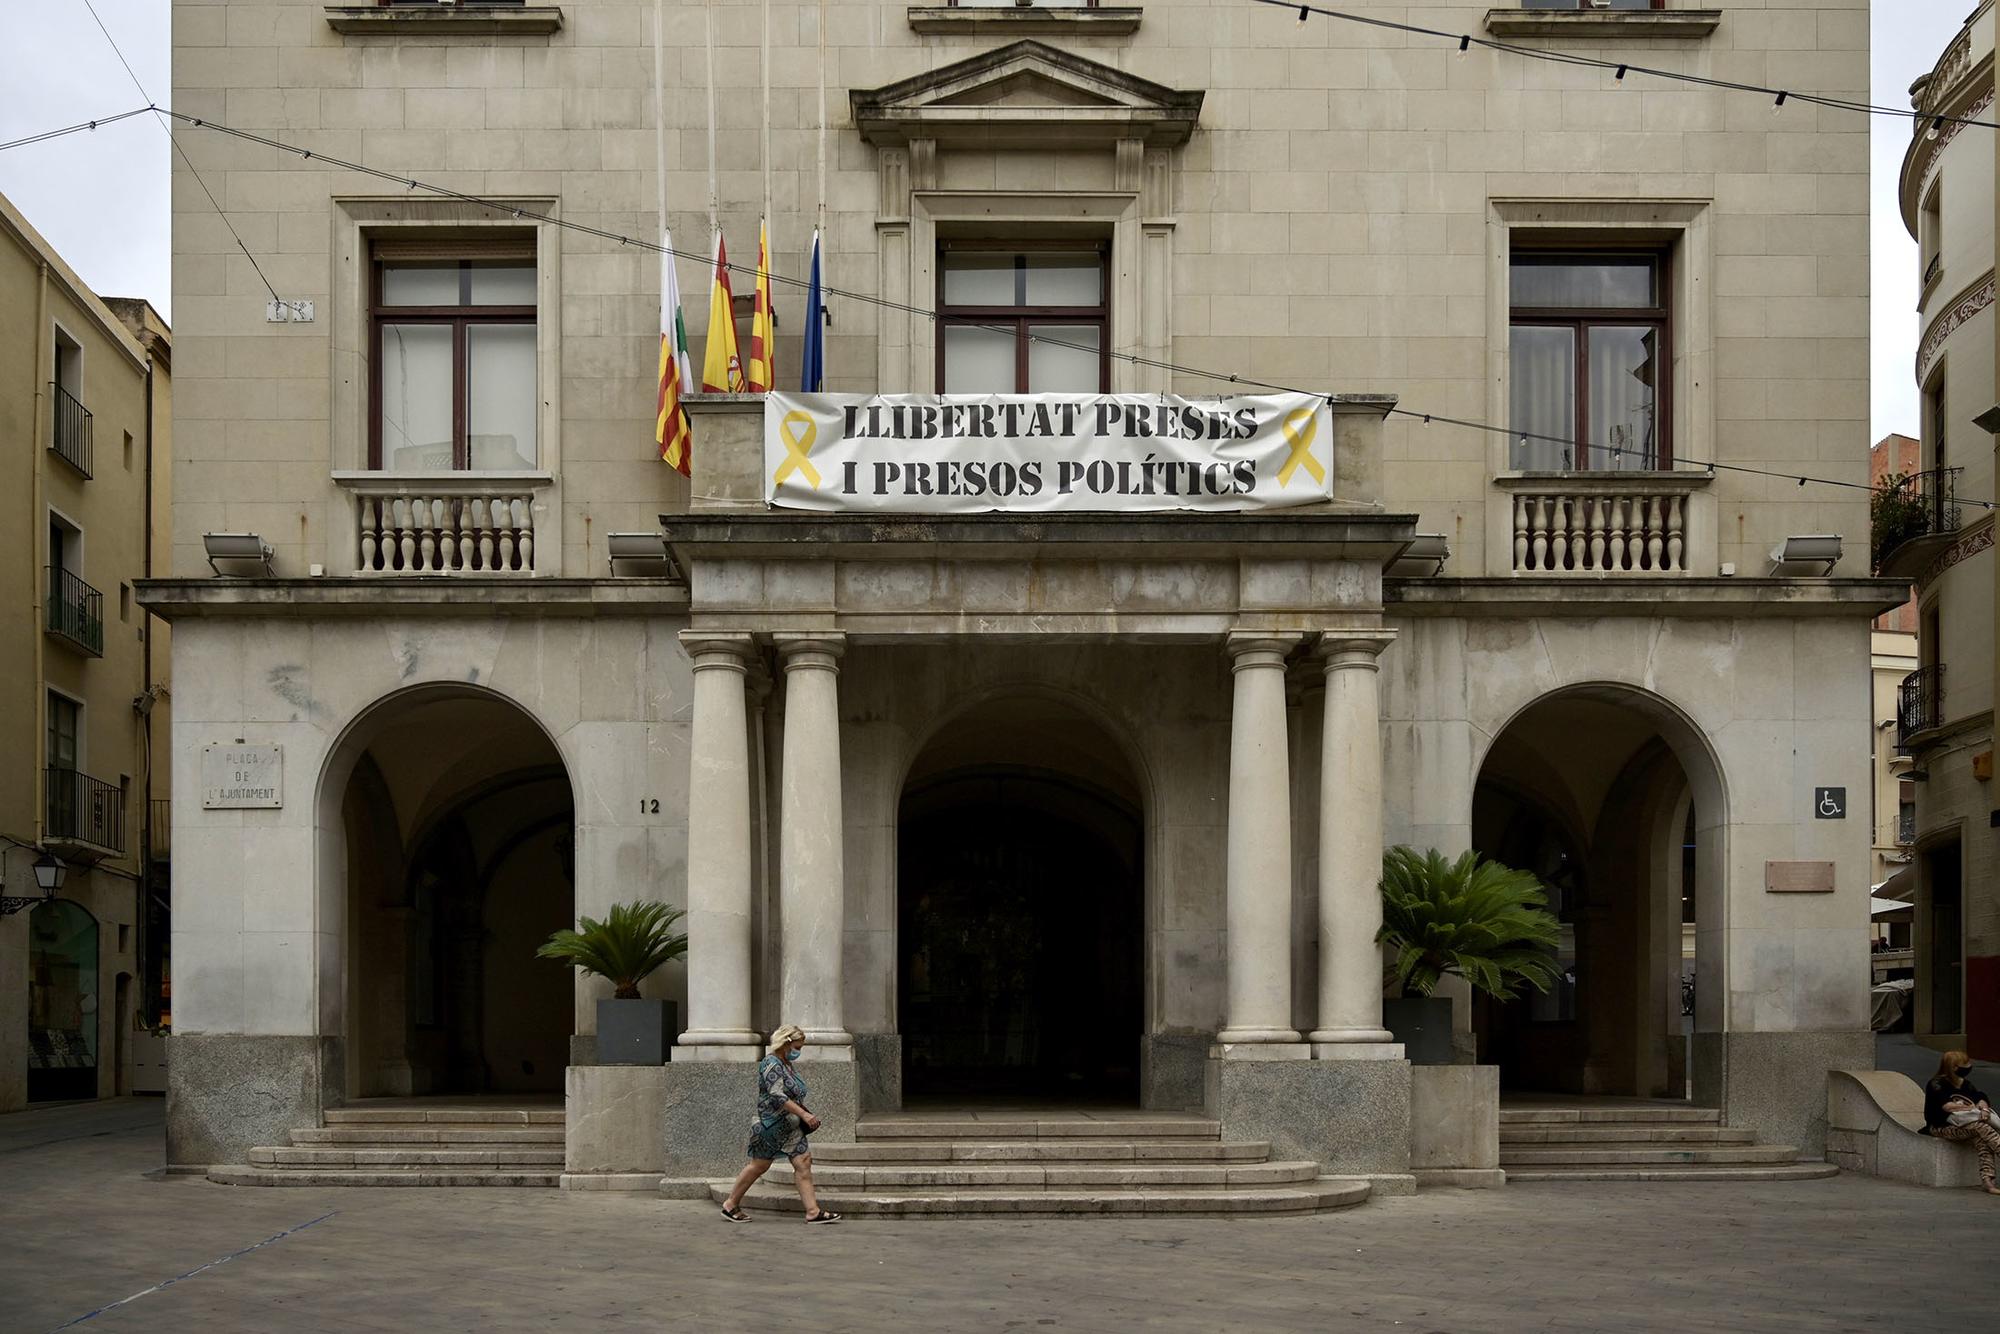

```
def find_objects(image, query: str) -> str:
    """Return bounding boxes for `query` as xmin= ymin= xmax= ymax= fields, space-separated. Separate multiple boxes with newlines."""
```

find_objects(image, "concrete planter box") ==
xmin=1384 ymin=996 xmax=1455 ymax=1065
xmin=1409 ymin=1063 xmax=1502 ymax=1188
xmin=595 ymin=998 xmax=676 ymax=1066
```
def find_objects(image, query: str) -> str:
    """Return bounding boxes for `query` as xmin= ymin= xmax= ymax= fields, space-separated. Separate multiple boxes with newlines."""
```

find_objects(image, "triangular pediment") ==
xmin=852 ymin=41 xmax=1203 ymax=148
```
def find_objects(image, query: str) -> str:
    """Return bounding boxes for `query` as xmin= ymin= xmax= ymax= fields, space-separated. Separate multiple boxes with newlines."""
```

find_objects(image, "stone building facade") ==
xmin=0 ymin=192 xmax=173 ymax=1111
xmin=1889 ymin=1 xmax=2000 ymax=1061
xmin=152 ymin=0 xmax=1892 ymax=1175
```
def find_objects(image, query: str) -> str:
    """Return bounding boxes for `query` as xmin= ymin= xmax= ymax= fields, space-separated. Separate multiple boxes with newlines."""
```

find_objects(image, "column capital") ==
xmin=680 ymin=630 xmax=759 ymax=673
xmin=1225 ymin=630 xmax=1304 ymax=673
xmin=1316 ymin=628 xmax=1397 ymax=670
xmin=773 ymin=632 xmax=846 ymax=672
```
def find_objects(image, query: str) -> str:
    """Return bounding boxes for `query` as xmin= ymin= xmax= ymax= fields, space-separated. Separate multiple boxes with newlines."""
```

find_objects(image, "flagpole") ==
xmin=816 ymin=0 xmax=826 ymax=233
xmin=761 ymin=0 xmax=772 ymax=233
xmin=654 ymin=0 xmax=669 ymax=236
xmin=705 ymin=0 xmax=718 ymax=234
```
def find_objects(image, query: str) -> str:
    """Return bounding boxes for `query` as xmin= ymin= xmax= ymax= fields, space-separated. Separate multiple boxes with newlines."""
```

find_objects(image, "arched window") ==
xmin=28 ymin=899 xmax=99 ymax=1102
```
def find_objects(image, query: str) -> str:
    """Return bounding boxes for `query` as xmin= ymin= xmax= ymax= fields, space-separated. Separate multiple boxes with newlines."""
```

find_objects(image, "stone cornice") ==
xmin=1916 ymin=269 xmax=1994 ymax=386
xmin=906 ymin=6 xmax=1143 ymax=36
xmin=1482 ymin=9 xmax=1721 ymax=40
xmin=1387 ymin=577 xmax=1909 ymax=619
xmin=1916 ymin=513 xmax=1995 ymax=592
xmin=136 ymin=577 xmax=688 ymax=620
xmin=324 ymin=5 xmax=564 ymax=36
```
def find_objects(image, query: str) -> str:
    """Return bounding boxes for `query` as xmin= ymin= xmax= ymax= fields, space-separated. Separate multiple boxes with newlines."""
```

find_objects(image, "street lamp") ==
xmin=1 ymin=849 xmax=67 ymax=916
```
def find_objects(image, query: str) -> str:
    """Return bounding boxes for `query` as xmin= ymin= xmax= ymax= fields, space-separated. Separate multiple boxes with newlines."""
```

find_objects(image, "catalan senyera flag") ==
xmin=655 ymin=228 xmax=694 ymax=475
xmin=747 ymin=218 xmax=776 ymax=392
xmin=701 ymin=228 xmax=745 ymax=393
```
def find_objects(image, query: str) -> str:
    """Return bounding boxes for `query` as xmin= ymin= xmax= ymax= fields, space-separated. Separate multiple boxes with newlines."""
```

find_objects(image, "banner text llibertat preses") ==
xmin=762 ymin=392 xmax=1334 ymax=513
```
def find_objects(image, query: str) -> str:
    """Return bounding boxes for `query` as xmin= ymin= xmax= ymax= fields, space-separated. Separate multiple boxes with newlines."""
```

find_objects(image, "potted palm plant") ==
xmin=1377 ymin=847 xmax=1561 ymax=1065
xmin=537 ymin=901 xmax=688 ymax=1065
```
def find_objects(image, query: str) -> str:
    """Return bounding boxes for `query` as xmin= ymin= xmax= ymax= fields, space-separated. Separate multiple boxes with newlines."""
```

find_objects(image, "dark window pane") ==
xmin=1588 ymin=325 xmax=1661 ymax=468
xmin=1511 ymin=257 xmax=1656 ymax=309
xmin=1509 ymin=325 xmax=1574 ymax=469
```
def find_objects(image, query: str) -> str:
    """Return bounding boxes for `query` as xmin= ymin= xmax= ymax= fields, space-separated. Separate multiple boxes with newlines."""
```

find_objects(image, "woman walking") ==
xmin=718 ymin=1024 xmax=843 ymax=1223
xmin=1924 ymin=1049 xmax=2000 ymax=1195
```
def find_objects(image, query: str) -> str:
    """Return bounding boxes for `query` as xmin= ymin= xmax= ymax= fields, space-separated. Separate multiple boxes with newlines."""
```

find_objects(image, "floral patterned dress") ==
xmin=747 ymin=1054 xmax=809 ymax=1161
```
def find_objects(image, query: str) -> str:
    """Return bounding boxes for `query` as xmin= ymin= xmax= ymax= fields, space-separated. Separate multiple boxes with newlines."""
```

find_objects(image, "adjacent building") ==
xmin=150 ymin=0 xmax=1891 ymax=1179
xmin=1889 ymin=2 xmax=2000 ymax=1061
xmin=0 ymin=191 xmax=172 ymax=1111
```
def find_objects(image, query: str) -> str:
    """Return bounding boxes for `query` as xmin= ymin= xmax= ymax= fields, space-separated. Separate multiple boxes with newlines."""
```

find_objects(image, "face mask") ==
xmin=1957 ymin=1067 xmax=1973 ymax=1078
xmin=786 ymin=1047 xmax=803 ymax=1061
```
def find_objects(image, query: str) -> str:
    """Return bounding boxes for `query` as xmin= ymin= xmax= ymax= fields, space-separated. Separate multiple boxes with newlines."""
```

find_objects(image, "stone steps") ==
xmin=210 ymin=1165 xmax=562 ymax=1188
xmin=1499 ymin=1142 xmax=1804 ymax=1166
xmin=1496 ymin=1109 xmax=1829 ymax=1184
xmin=291 ymin=1125 xmax=565 ymax=1145
xmin=711 ymin=1116 xmax=1368 ymax=1217
xmin=718 ymin=1177 xmax=1372 ymax=1218
xmin=1500 ymin=1125 xmax=1756 ymax=1146
xmin=248 ymin=1145 xmax=566 ymax=1168
xmin=812 ymin=1138 xmax=1269 ymax=1164
xmin=1504 ymin=1163 xmax=1840 ymax=1184
xmin=761 ymin=1158 xmax=1323 ymax=1190
xmin=211 ymin=1104 xmax=566 ymax=1188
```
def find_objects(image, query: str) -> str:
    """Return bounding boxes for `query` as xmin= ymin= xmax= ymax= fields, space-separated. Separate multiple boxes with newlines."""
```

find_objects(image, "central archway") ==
xmin=898 ymin=695 xmax=1144 ymax=1103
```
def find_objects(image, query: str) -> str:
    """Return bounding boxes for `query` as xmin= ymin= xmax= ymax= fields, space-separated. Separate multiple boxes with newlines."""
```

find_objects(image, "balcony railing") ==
xmin=355 ymin=489 xmax=539 ymax=574
xmin=44 ymin=566 xmax=103 ymax=656
xmin=1873 ymin=467 xmax=1962 ymax=577
xmin=1923 ymin=252 xmax=1942 ymax=289
xmin=1510 ymin=488 xmax=1688 ymax=574
xmin=49 ymin=382 xmax=93 ymax=477
xmin=45 ymin=767 xmax=126 ymax=856
xmin=1897 ymin=665 xmax=1945 ymax=752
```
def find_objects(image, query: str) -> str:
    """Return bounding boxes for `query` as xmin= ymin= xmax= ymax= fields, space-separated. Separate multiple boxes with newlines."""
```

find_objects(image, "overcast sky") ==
xmin=0 ymin=3 xmax=1977 ymax=440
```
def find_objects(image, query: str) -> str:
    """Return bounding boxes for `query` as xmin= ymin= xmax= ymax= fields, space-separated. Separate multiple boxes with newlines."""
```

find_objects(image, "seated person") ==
xmin=1924 ymin=1049 xmax=2000 ymax=1196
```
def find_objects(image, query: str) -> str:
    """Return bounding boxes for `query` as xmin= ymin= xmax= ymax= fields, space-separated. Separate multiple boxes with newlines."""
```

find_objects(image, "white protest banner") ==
xmin=763 ymin=392 xmax=1333 ymax=513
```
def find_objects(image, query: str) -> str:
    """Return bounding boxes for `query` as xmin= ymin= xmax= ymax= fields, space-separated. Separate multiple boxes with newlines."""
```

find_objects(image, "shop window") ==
xmin=1509 ymin=250 xmax=1671 ymax=470
xmin=937 ymin=245 xmax=1108 ymax=394
xmin=28 ymin=899 xmax=99 ymax=1102
xmin=371 ymin=248 xmax=538 ymax=471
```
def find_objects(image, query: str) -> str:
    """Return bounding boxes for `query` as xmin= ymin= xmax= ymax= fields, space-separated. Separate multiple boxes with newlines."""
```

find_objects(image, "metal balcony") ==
xmin=45 ymin=767 xmax=127 ymax=861
xmin=49 ymin=381 xmax=93 ymax=477
xmin=1873 ymin=467 xmax=1962 ymax=579
xmin=1896 ymin=666 xmax=1945 ymax=753
xmin=44 ymin=566 xmax=103 ymax=657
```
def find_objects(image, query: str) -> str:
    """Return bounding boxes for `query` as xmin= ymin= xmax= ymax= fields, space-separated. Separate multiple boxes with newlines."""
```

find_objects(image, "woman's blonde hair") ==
xmin=1937 ymin=1049 xmax=1972 ymax=1083
xmin=768 ymin=1024 xmax=806 ymax=1055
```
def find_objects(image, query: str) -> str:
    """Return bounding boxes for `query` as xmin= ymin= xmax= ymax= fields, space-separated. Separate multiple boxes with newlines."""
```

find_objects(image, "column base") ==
xmin=1210 ymin=1042 xmax=1312 ymax=1062
xmin=802 ymin=1030 xmax=855 ymax=1060
xmin=671 ymin=1041 xmax=764 ymax=1063
xmin=1308 ymin=1027 xmax=1395 ymax=1044
xmin=1215 ymin=1026 xmax=1303 ymax=1044
xmin=1207 ymin=1052 xmax=1411 ymax=1176
xmin=1311 ymin=1042 xmax=1406 ymax=1061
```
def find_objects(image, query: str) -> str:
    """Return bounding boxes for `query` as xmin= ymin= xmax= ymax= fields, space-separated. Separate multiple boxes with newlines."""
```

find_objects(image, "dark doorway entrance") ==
xmin=899 ymin=767 xmax=1142 ymax=1102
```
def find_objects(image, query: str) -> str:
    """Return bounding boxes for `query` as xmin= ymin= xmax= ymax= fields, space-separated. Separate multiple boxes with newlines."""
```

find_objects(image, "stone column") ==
xmin=775 ymin=633 xmax=853 ymax=1055
xmin=676 ymin=633 xmax=763 ymax=1059
xmin=1310 ymin=630 xmax=1400 ymax=1053
xmin=1217 ymin=633 xmax=1305 ymax=1048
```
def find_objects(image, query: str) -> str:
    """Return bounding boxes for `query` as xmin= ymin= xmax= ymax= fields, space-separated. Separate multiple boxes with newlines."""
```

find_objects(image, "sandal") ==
xmin=719 ymin=1206 xmax=750 ymax=1222
xmin=804 ymin=1209 xmax=843 ymax=1224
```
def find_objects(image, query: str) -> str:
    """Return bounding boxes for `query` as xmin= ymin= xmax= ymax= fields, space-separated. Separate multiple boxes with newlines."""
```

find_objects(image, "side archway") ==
xmin=316 ymin=683 xmax=576 ymax=1098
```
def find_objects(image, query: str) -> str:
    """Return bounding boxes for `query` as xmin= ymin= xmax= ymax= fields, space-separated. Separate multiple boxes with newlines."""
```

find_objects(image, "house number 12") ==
xmin=639 ymin=799 xmax=660 ymax=814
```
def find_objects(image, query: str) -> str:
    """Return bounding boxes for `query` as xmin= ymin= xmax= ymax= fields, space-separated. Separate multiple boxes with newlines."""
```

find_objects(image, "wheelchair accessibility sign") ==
xmin=1813 ymin=787 xmax=1846 ymax=819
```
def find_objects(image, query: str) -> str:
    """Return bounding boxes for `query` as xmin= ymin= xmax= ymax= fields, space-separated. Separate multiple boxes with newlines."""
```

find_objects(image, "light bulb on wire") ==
xmin=1771 ymin=91 xmax=1788 ymax=117
xmin=1927 ymin=115 xmax=1944 ymax=141
xmin=1297 ymin=4 xmax=1308 ymax=26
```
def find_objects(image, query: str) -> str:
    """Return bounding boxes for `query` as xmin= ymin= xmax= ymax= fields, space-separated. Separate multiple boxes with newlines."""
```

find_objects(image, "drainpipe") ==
xmin=137 ymin=341 xmax=156 ymax=1026
xmin=30 ymin=263 xmax=49 ymax=852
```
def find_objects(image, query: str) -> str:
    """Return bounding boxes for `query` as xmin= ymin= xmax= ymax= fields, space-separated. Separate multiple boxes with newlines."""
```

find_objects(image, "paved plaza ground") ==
xmin=3 ymin=1098 xmax=1996 ymax=1333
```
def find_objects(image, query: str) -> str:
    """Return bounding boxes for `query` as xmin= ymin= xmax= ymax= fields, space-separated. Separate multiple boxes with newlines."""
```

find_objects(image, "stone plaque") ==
xmin=202 ymin=744 xmax=283 ymax=809
xmin=1765 ymin=860 xmax=1835 ymax=894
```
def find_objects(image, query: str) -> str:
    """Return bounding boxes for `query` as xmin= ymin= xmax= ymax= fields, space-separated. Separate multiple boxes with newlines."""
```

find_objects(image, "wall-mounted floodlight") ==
xmin=607 ymin=532 xmax=673 ymax=578
xmin=1387 ymin=534 xmax=1450 ymax=577
xmin=203 ymin=532 xmax=275 ymax=577
xmin=1769 ymin=534 xmax=1841 ymax=575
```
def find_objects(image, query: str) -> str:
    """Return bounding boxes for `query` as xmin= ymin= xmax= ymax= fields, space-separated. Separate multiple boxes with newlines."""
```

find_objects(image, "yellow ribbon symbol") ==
xmin=1277 ymin=407 xmax=1326 ymax=489
xmin=773 ymin=410 xmax=823 ymax=491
